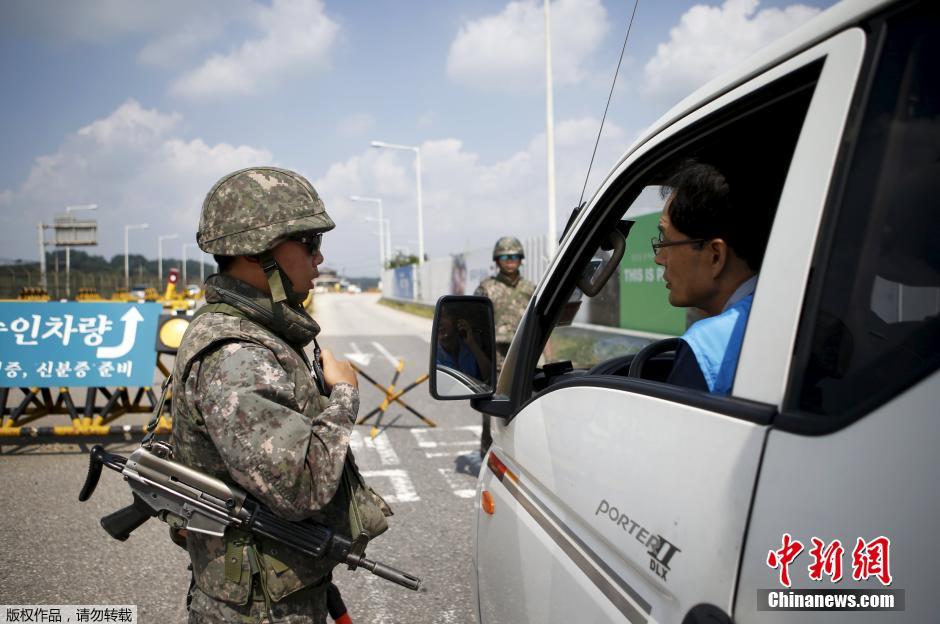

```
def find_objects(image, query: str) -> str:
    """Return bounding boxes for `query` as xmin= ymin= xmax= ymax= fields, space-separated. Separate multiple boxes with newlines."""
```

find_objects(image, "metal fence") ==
xmin=381 ymin=234 xmax=553 ymax=306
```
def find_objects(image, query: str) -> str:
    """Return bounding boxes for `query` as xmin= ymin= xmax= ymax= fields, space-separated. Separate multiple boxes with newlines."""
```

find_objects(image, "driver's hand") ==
xmin=457 ymin=319 xmax=476 ymax=347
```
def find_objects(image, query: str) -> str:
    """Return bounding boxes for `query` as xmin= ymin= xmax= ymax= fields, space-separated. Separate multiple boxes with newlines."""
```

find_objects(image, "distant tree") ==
xmin=387 ymin=253 xmax=419 ymax=269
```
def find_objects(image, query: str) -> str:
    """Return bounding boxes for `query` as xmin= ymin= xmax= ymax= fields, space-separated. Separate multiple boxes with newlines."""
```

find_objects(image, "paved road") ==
xmin=0 ymin=293 xmax=482 ymax=623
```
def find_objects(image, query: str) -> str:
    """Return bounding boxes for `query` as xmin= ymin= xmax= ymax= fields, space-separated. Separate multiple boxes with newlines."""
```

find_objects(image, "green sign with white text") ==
xmin=619 ymin=212 xmax=685 ymax=336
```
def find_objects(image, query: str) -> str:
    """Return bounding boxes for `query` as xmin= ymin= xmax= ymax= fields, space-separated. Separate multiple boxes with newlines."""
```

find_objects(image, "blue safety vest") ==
xmin=436 ymin=340 xmax=481 ymax=379
xmin=681 ymin=294 xmax=753 ymax=395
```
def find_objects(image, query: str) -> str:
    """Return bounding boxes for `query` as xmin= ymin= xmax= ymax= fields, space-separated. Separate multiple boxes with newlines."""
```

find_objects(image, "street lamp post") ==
xmin=124 ymin=224 xmax=149 ymax=290
xmin=64 ymin=204 xmax=97 ymax=298
xmin=371 ymin=140 xmax=423 ymax=300
xmin=37 ymin=222 xmax=48 ymax=290
xmin=157 ymin=233 xmax=179 ymax=284
xmin=383 ymin=218 xmax=392 ymax=267
xmin=350 ymin=196 xmax=385 ymax=274
xmin=363 ymin=216 xmax=390 ymax=279
xmin=544 ymin=0 xmax=558 ymax=257
xmin=182 ymin=243 xmax=200 ymax=285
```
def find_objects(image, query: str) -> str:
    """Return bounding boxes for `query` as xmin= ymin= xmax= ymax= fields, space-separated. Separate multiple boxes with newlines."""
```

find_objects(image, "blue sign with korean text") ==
xmin=0 ymin=302 xmax=161 ymax=388
xmin=391 ymin=265 xmax=415 ymax=300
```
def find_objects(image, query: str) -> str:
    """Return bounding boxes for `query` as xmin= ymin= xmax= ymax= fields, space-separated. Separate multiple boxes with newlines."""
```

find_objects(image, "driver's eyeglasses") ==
xmin=497 ymin=254 xmax=523 ymax=261
xmin=650 ymin=232 xmax=705 ymax=256
xmin=289 ymin=233 xmax=323 ymax=254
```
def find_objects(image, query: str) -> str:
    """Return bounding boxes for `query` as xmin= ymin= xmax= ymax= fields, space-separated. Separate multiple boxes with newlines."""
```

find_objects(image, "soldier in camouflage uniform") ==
xmin=474 ymin=236 xmax=536 ymax=454
xmin=172 ymin=167 xmax=389 ymax=623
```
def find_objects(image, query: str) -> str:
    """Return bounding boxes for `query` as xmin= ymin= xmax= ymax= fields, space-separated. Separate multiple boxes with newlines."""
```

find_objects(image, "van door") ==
xmin=737 ymin=3 xmax=940 ymax=621
xmin=476 ymin=28 xmax=866 ymax=624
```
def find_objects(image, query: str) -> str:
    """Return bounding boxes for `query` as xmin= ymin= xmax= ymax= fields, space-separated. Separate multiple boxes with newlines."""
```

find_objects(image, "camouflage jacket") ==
xmin=474 ymin=272 xmax=536 ymax=345
xmin=172 ymin=274 xmax=358 ymax=606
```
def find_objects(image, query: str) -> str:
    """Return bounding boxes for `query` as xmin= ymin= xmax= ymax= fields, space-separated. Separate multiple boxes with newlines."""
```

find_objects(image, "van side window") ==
xmin=533 ymin=61 xmax=820 ymax=395
xmin=792 ymin=3 xmax=940 ymax=418
xmin=540 ymin=187 xmax=669 ymax=372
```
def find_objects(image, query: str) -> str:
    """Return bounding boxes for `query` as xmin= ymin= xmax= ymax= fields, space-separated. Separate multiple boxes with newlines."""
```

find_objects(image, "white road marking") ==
xmin=411 ymin=425 xmax=482 ymax=448
xmin=348 ymin=429 xmax=399 ymax=465
xmin=425 ymin=449 xmax=481 ymax=459
xmin=344 ymin=341 xmax=374 ymax=366
xmin=371 ymin=340 xmax=400 ymax=368
xmin=349 ymin=429 xmax=364 ymax=451
xmin=410 ymin=428 xmax=436 ymax=448
xmin=369 ymin=430 xmax=400 ymax=466
xmin=438 ymin=468 xmax=476 ymax=499
xmin=361 ymin=469 xmax=420 ymax=503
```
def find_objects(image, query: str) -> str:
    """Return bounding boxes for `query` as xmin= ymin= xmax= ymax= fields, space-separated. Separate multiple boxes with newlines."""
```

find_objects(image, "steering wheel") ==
xmin=627 ymin=337 xmax=682 ymax=378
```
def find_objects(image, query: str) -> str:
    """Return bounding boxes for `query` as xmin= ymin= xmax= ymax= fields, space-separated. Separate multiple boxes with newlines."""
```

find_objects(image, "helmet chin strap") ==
xmin=257 ymin=251 xmax=306 ymax=306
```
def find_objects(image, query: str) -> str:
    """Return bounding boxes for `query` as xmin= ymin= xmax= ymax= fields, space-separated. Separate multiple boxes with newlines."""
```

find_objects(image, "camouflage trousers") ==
xmin=188 ymin=580 xmax=328 ymax=624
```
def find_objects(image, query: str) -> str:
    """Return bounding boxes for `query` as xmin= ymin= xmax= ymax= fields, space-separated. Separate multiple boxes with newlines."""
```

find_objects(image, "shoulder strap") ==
xmin=193 ymin=301 xmax=248 ymax=321
xmin=141 ymin=373 xmax=173 ymax=447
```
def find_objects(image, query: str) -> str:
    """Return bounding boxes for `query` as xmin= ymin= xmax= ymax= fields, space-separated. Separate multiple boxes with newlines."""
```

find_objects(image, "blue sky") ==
xmin=0 ymin=0 xmax=836 ymax=277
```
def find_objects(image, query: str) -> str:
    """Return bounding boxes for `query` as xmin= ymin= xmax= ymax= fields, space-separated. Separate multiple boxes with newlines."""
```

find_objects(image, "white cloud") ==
xmin=313 ymin=116 xmax=627 ymax=272
xmin=446 ymin=0 xmax=608 ymax=91
xmin=642 ymin=0 xmax=820 ymax=105
xmin=1 ymin=101 xmax=631 ymax=274
xmin=137 ymin=19 xmax=226 ymax=69
xmin=1 ymin=99 xmax=272 ymax=259
xmin=170 ymin=0 xmax=340 ymax=99
xmin=416 ymin=111 xmax=438 ymax=130
xmin=336 ymin=114 xmax=376 ymax=138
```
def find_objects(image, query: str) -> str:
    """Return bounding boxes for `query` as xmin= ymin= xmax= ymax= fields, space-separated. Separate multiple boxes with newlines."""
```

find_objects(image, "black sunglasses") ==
xmin=497 ymin=254 xmax=523 ymax=261
xmin=288 ymin=232 xmax=323 ymax=254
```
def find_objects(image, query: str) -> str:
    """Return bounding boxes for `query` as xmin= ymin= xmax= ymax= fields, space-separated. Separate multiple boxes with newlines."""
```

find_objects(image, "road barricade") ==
xmin=0 ymin=385 xmax=168 ymax=438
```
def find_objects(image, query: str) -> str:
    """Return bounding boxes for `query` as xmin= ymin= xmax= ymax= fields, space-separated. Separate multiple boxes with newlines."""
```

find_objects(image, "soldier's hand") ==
xmin=321 ymin=349 xmax=358 ymax=391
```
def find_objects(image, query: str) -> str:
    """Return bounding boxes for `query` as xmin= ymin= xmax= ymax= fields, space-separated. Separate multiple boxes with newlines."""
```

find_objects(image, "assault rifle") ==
xmin=78 ymin=442 xmax=421 ymax=591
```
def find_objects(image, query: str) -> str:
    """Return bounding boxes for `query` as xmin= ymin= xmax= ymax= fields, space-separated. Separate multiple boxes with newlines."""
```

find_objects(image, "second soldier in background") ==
xmin=474 ymin=236 xmax=536 ymax=454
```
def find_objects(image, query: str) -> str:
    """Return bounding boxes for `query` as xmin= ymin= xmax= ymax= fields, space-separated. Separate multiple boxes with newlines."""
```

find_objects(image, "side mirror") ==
xmin=429 ymin=296 xmax=497 ymax=400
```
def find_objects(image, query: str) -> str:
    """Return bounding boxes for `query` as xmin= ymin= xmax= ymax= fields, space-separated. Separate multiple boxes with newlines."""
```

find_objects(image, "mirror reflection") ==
xmin=433 ymin=298 xmax=495 ymax=397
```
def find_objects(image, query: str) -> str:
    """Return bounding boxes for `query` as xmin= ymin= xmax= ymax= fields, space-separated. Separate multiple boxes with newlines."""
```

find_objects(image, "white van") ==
xmin=429 ymin=0 xmax=938 ymax=622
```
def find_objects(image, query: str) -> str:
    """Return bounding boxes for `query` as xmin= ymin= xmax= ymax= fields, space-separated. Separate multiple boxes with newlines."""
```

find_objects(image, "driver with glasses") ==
xmin=652 ymin=159 xmax=771 ymax=395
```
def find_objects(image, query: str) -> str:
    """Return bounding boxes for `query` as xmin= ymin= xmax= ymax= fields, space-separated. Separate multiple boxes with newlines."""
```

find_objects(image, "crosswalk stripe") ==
xmin=361 ymin=469 xmax=420 ymax=503
xmin=437 ymin=468 xmax=476 ymax=499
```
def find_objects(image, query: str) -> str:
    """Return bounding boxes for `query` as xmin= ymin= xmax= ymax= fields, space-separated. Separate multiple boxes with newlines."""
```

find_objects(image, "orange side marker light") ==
xmin=481 ymin=490 xmax=495 ymax=515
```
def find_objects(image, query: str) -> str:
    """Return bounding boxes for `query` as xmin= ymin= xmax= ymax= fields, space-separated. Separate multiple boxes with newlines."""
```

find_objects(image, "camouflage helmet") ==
xmin=197 ymin=166 xmax=335 ymax=255
xmin=492 ymin=236 xmax=524 ymax=260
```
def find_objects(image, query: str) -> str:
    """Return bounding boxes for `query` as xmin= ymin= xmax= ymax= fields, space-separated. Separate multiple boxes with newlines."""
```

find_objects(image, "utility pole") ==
xmin=157 ymin=233 xmax=179 ymax=283
xmin=37 ymin=222 xmax=47 ymax=290
xmin=371 ymin=141 xmax=425 ymax=301
xmin=63 ymin=204 xmax=97 ymax=299
xmin=545 ymin=0 xmax=558 ymax=258
xmin=124 ymin=223 xmax=149 ymax=290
